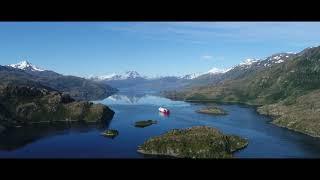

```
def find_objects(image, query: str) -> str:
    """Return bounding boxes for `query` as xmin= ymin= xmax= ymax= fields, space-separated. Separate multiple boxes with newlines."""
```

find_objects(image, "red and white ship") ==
xmin=158 ymin=107 xmax=170 ymax=114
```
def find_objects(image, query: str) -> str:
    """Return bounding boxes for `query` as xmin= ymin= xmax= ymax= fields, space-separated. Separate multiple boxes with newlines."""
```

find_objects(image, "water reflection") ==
xmin=3 ymin=90 xmax=320 ymax=158
xmin=100 ymin=90 xmax=188 ymax=107
xmin=0 ymin=117 xmax=114 ymax=151
xmin=108 ymin=94 xmax=147 ymax=104
xmin=158 ymin=112 xmax=170 ymax=118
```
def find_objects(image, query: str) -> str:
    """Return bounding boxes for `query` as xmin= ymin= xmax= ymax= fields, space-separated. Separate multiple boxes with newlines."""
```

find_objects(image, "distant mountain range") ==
xmin=87 ymin=67 xmax=231 ymax=91
xmin=6 ymin=54 xmax=296 ymax=97
xmin=88 ymin=68 xmax=229 ymax=81
xmin=0 ymin=60 xmax=116 ymax=132
xmin=86 ymin=54 xmax=295 ymax=92
xmin=2 ymin=45 xmax=320 ymax=139
xmin=1 ymin=61 xmax=117 ymax=100
xmin=187 ymin=52 xmax=297 ymax=87
xmin=88 ymin=71 xmax=147 ymax=81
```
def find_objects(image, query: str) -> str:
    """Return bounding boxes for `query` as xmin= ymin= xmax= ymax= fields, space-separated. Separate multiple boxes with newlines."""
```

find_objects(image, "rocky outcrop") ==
xmin=196 ymin=106 xmax=228 ymax=115
xmin=138 ymin=126 xmax=248 ymax=158
xmin=134 ymin=120 xmax=157 ymax=128
xmin=63 ymin=101 xmax=114 ymax=123
xmin=101 ymin=129 xmax=119 ymax=138
xmin=0 ymin=84 xmax=115 ymax=129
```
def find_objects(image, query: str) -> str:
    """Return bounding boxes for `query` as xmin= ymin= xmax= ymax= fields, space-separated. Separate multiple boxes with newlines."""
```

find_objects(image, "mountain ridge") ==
xmin=87 ymin=52 xmax=298 ymax=91
xmin=8 ymin=60 xmax=45 ymax=72
xmin=162 ymin=45 xmax=320 ymax=137
xmin=2 ymin=61 xmax=118 ymax=101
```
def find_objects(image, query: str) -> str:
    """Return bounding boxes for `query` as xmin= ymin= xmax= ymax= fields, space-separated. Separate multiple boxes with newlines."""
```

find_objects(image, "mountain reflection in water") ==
xmin=108 ymin=94 xmax=146 ymax=104
xmin=0 ymin=119 xmax=113 ymax=151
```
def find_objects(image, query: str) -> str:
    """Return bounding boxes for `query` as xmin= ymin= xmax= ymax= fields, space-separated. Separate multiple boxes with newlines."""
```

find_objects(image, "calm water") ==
xmin=1 ymin=90 xmax=320 ymax=158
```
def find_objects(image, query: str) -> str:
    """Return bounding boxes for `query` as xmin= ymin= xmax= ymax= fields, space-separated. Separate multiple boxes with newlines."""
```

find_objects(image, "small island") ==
xmin=101 ymin=129 xmax=119 ymax=138
xmin=134 ymin=120 xmax=157 ymax=128
xmin=196 ymin=106 xmax=228 ymax=115
xmin=137 ymin=126 xmax=248 ymax=158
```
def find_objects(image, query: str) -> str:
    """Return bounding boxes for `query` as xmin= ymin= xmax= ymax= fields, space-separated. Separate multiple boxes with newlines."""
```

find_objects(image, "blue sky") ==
xmin=1 ymin=22 xmax=320 ymax=77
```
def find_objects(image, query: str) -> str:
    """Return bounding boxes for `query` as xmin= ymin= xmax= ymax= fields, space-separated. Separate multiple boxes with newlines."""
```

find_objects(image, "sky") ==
xmin=1 ymin=22 xmax=320 ymax=77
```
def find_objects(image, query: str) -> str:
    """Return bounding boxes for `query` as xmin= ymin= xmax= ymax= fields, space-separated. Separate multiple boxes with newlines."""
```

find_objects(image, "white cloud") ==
xmin=202 ymin=55 xmax=213 ymax=60
xmin=100 ymin=22 xmax=320 ymax=46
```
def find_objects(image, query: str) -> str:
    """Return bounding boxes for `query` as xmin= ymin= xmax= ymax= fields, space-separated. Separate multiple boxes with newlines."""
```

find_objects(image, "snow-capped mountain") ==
xmin=89 ymin=67 xmax=232 ymax=82
xmin=7 ymin=60 xmax=45 ymax=72
xmin=227 ymin=52 xmax=296 ymax=72
xmin=179 ymin=67 xmax=229 ymax=80
xmin=89 ymin=71 xmax=146 ymax=81
xmin=258 ymin=53 xmax=295 ymax=67
xmin=2 ymin=60 xmax=117 ymax=100
xmin=207 ymin=67 xmax=230 ymax=74
xmin=239 ymin=58 xmax=259 ymax=67
xmin=180 ymin=73 xmax=202 ymax=80
xmin=89 ymin=73 xmax=117 ymax=81
xmin=89 ymin=52 xmax=296 ymax=88
xmin=124 ymin=71 xmax=142 ymax=79
xmin=87 ymin=51 xmax=297 ymax=91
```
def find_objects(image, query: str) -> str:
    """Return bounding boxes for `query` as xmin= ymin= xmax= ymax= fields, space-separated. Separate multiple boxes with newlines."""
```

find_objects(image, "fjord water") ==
xmin=1 ymin=90 xmax=320 ymax=158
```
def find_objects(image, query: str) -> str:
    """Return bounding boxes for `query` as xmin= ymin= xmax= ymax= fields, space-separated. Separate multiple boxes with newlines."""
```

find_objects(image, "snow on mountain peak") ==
xmin=89 ymin=70 xmax=144 ymax=81
xmin=286 ymin=52 xmax=296 ymax=54
xmin=207 ymin=67 xmax=229 ymax=74
xmin=181 ymin=73 xmax=202 ymax=79
xmin=240 ymin=59 xmax=258 ymax=66
xmin=124 ymin=71 xmax=141 ymax=79
xmin=88 ymin=73 xmax=117 ymax=80
xmin=8 ymin=60 xmax=45 ymax=72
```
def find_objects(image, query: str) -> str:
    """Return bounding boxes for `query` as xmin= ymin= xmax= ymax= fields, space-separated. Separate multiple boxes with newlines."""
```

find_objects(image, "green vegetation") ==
xmin=0 ymin=84 xmax=115 ymax=130
xmin=163 ymin=47 xmax=320 ymax=137
xmin=196 ymin=106 xmax=227 ymax=115
xmin=257 ymin=89 xmax=320 ymax=137
xmin=0 ymin=65 xmax=117 ymax=101
xmin=137 ymin=126 xmax=248 ymax=158
xmin=134 ymin=120 xmax=157 ymax=128
xmin=101 ymin=129 xmax=119 ymax=138
xmin=39 ymin=75 xmax=118 ymax=101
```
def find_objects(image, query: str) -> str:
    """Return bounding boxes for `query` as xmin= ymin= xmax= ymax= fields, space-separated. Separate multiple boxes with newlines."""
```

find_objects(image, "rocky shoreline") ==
xmin=163 ymin=91 xmax=320 ymax=139
xmin=257 ymin=105 xmax=320 ymax=138
xmin=137 ymin=126 xmax=248 ymax=159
